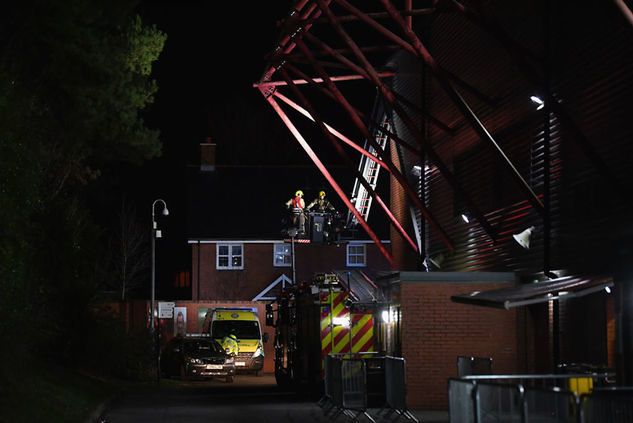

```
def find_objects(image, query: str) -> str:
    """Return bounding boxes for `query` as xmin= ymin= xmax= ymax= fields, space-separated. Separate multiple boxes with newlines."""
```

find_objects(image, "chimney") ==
xmin=200 ymin=137 xmax=216 ymax=172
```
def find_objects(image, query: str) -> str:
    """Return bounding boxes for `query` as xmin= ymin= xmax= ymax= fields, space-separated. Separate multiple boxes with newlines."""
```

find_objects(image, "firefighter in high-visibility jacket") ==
xmin=285 ymin=189 xmax=306 ymax=235
xmin=222 ymin=330 xmax=239 ymax=356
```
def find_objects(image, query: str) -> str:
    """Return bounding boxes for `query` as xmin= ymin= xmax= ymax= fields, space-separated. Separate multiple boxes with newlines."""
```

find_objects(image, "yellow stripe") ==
xmin=353 ymin=328 xmax=374 ymax=352
xmin=332 ymin=327 xmax=349 ymax=353
xmin=321 ymin=306 xmax=331 ymax=351
xmin=351 ymin=314 xmax=370 ymax=337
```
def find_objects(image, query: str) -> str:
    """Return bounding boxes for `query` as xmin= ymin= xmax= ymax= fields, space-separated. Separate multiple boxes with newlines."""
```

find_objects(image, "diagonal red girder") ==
xmin=278 ymin=70 xmax=419 ymax=254
xmin=294 ymin=34 xmax=455 ymax=251
xmin=262 ymin=91 xmax=396 ymax=268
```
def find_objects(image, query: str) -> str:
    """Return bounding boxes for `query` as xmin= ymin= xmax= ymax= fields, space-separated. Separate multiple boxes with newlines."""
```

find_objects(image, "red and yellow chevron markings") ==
xmin=320 ymin=291 xmax=374 ymax=358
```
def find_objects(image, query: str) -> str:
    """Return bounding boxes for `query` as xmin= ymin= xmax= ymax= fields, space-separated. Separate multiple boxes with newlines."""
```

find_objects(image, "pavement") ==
xmin=94 ymin=374 xmax=449 ymax=423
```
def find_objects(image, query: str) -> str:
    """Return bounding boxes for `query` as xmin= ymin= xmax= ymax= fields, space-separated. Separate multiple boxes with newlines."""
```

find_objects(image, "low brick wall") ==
xmin=401 ymin=281 xmax=518 ymax=409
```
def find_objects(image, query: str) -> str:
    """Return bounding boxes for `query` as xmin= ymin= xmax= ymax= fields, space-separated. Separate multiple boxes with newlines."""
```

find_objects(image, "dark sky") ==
xmin=100 ymin=1 xmax=387 ymax=298
xmin=114 ymin=1 xmax=296 ymax=297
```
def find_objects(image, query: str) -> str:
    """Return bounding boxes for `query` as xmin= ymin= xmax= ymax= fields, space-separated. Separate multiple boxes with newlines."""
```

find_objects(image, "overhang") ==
xmin=451 ymin=275 xmax=613 ymax=310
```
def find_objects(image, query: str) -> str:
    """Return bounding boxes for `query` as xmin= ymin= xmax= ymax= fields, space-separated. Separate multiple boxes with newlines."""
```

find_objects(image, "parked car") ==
xmin=161 ymin=335 xmax=236 ymax=382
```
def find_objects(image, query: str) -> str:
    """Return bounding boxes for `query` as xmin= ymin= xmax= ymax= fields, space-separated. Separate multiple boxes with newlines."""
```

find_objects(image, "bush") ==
xmin=79 ymin=309 xmax=155 ymax=381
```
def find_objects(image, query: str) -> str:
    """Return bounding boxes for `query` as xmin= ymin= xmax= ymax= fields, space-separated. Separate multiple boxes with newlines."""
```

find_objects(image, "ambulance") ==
xmin=209 ymin=307 xmax=267 ymax=373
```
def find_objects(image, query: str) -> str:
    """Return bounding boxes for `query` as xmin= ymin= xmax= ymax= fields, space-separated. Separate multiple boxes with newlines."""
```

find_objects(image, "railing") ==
xmin=580 ymin=387 xmax=633 ymax=423
xmin=449 ymin=373 xmax=628 ymax=423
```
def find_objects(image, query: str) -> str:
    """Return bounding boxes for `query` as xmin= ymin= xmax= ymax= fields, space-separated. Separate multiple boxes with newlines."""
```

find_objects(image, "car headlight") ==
xmin=252 ymin=346 xmax=264 ymax=359
xmin=188 ymin=357 xmax=203 ymax=364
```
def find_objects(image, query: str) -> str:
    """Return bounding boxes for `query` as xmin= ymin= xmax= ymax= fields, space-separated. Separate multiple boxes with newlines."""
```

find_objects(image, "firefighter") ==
xmin=222 ymin=330 xmax=239 ymax=356
xmin=285 ymin=189 xmax=306 ymax=235
xmin=307 ymin=190 xmax=336 ymax=213
xmin=308 ymin=191 xmax=338 ymax=243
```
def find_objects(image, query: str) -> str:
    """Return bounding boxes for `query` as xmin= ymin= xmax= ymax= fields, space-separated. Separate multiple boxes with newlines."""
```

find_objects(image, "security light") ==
xmin=513 ymin=226 xmax=535 ymax=249
xmin=530 ymin=95 xmax=545 ymax=110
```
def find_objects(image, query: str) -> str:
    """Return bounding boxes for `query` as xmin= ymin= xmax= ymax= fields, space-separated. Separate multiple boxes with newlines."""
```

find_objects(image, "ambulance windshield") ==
xmin=212 ymin=320 xmax=260 ymax=339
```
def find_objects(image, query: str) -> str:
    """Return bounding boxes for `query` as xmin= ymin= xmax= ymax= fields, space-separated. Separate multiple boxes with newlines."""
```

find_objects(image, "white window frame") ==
xmin=216 ymin=243 xmax=244 ymax=270
xmin=346 ymin=243 xmax=366 ymax=267
xmin=273 ymin=243 xmax=292 ymax=267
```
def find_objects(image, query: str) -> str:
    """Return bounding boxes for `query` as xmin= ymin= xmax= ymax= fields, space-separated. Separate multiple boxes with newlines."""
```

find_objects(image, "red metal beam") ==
xmin=282 ymin=62 xmax=441 ymax=166
xmin=315 ymin=0 xmax=498 ymax=243
xmin=279 ymin=70 xmax=419 ymax=254
xmin=253 ymin=71 xmax=395 ymax=88
xmin=294 ymin=34 xmax=455 ymax=251
xmin=303 ymin=32 xmax=456 ymax=135
xmin=273 ymin=91 xmax=391 ymax=171
xmin=378 ymin=0 xmax=544 ymax=215
xmin=261 ymin=91 xmax=396 ymax=269
xmin=283 ymin=61 xmax=451 ymax=173
xmin=284 ymin=44 xmax=402 ymax=60
xmin=303 ymin=7 xmax=436 ymax=25
xmin=332 ymin=0 xmax=495 ymax=107
xmin=614 ymin=0 xmax=633 ymax=27
xmin=260 ymin=1 xmax=318 ymax=83
xmin=405 ymin=0 xmax=413 ymax=30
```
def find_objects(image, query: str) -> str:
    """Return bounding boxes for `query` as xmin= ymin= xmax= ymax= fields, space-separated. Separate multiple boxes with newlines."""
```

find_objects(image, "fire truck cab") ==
xmin=267 ymin=271 xmax=384 ymax=391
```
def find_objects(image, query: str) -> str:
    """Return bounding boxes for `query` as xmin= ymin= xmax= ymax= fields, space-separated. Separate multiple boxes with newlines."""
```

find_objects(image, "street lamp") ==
xmin=287 ymin=227 xmax=298 ymax=286
xmin=151 ymin=199 xmax=169 ymax=334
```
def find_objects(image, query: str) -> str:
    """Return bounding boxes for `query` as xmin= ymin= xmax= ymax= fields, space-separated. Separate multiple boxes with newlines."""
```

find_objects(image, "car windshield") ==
xmin=183 ymin=339 xmax=223 ymax=355
xmin=212 ymin=320 xmax=260 ymax=339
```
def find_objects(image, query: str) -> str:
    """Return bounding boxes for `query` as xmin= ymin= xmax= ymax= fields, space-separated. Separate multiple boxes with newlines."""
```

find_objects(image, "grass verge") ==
xmin=0 ymin=357 xmax=118 ymax=423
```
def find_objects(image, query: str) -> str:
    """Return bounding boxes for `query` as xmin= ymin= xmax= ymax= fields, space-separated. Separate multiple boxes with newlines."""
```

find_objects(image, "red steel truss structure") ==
xmin=254 ymin=0 xmax=616 ymax=269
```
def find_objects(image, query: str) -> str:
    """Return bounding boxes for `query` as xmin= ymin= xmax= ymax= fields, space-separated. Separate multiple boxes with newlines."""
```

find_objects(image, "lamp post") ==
xmin=150 ymin=199 xmax=169 ymax=334
xmin=287 ymin=228 xmax=297 ymax=286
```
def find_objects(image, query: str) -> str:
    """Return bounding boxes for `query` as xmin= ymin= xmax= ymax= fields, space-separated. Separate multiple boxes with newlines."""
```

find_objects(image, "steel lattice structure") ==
xmin=254 ymin=0 xmax=624 ymax=269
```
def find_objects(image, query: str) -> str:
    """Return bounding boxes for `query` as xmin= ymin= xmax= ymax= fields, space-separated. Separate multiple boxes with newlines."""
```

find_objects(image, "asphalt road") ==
xmin=100 ymin=374 xmax=448 ymax=423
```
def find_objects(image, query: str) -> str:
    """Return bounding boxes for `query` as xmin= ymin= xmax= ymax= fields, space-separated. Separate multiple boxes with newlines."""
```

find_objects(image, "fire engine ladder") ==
xmin=347 ymin=114 xmax=392 ymax=228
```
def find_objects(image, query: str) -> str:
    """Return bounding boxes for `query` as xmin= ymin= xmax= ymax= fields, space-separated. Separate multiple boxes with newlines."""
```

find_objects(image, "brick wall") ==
xmin=191 ymin=241 xmax=392 ymax=301
xmin=401 ymin=282 xmax=519 ymax=409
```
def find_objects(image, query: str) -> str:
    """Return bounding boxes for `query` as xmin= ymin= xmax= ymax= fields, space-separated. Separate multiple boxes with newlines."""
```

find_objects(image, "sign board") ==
xmin=158 ymin=302 xmax=175 ymax=318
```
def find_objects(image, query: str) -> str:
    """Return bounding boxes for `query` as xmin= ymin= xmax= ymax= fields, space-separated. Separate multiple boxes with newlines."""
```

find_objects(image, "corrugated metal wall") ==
xmin=388 ymin=1 xmax=633 ymax=274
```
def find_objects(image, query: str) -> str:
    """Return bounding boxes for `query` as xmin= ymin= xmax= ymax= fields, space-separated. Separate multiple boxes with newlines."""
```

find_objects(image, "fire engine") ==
xmin=266 ymin=271 xmax=383 ymax=390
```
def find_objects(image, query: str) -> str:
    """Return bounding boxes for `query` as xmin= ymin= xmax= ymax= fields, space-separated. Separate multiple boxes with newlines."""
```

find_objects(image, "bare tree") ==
xmin=109 ymin=200 xmax=149 ymax=301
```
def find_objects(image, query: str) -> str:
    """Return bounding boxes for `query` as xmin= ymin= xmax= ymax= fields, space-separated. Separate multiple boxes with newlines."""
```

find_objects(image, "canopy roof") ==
xmin=451 ymin=275 xmax=613 ymax=310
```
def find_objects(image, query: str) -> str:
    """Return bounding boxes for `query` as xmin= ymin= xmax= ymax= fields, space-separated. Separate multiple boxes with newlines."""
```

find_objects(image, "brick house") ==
xmin=189 ymin=239 xmax=391 ymax=302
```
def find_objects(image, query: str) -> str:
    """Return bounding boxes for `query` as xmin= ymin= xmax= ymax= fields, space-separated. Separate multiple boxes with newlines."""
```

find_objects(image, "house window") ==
xmin=346 ymin=244 xmax=366 ymax=267
xmin=273 ymin=243 xmax=291 ymax=267
xmin=216 ymin=243 xmax=244 ymax=270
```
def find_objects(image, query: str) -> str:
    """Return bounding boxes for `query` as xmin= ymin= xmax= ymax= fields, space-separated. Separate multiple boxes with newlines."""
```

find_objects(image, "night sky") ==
xmin=116 ymin=1 xmax=297 ymax=298
xmin=92 ymin=1 xmax=387 ymax=299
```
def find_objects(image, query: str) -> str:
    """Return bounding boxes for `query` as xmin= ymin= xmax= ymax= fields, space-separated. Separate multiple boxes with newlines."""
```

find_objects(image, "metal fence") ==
xmin=382 ymin=356 xmax=418 ymax=422
xmin=524 ymin=386 xmax=576 ymax=423
xmin=319 ymin=354 xmax=416 ymax=422
xmin=580 ymin=387 xmax=633 ymax=423
xmin=475 ymin=381 xmax=525 ymax=422
xmin=458 ymin=356 xmax=493 ymax=378
xmin=449 ymin=373 xmax=629 ymax=423
xmin=320 ymin=355 xmax=375 ymax=422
